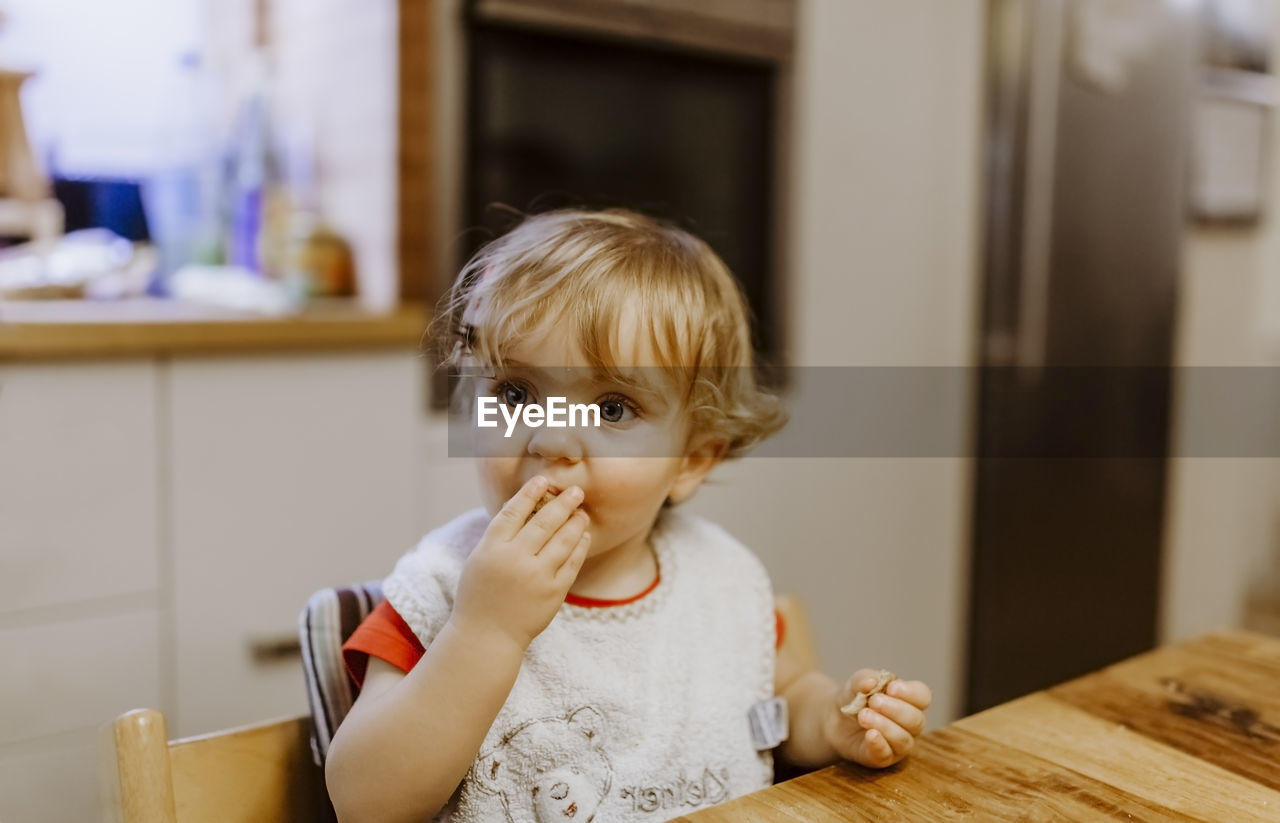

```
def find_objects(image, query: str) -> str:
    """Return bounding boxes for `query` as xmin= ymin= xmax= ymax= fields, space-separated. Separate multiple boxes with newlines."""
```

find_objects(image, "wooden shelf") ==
xmin=0 ymin=298 xmax=428 ymax=361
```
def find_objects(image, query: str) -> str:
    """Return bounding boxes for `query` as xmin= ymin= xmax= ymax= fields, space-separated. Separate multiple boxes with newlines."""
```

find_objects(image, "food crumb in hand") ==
xmin=840 ymin=669 xmax=897 ymax=717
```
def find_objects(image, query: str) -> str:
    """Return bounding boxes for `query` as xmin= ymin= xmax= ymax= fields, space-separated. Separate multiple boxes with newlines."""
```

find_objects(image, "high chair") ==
xmin=99 ymin=709 xmax=330 ymax=823
xmin=100 ymin=588 xmax=818 ymax=822
xmin=99 ymin=581 xmax=384 ymax=823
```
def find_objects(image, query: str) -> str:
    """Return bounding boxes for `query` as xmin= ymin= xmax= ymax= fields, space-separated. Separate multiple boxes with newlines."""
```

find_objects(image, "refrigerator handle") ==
xmin=1015 ymin=0 xmax=1065 ymax=375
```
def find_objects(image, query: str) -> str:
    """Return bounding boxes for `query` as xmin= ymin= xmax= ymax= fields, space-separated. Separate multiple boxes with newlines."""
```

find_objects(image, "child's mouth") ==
xmin=532 ymin=485 xmax=588 ymax=520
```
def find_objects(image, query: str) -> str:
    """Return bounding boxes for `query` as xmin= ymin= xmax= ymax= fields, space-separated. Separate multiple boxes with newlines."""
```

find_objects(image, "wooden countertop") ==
xmin=677 ymin=631 xmax=1280 ymax=821
xmin=0 ymin=298 xmax=428 ymax=361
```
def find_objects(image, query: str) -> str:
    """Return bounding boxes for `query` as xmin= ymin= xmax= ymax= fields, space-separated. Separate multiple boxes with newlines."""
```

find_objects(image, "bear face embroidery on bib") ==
xmin=472 ymin=706 xmax=613 ymax=822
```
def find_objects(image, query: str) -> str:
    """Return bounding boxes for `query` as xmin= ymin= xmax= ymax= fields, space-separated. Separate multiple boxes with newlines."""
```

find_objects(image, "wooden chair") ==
xmin=100 ymin=709 xmax=330 ymax=823
xmin=101 ymin=592 xmax=819 ymax=821
xmin=98 ymin=581 xmax=386 ymax=823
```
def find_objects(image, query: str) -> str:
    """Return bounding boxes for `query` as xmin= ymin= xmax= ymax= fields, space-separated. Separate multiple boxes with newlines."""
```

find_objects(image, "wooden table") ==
xmin=676 ymin=631 xmax=1280 ymax=821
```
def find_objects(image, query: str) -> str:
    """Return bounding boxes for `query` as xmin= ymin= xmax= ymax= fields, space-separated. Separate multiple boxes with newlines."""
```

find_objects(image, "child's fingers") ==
xmin=521 ymin=486 xmax=584 ymax=548
xmin=885 ymin=679 xmax=933 ymax=711
xmin=555 ymin=531 xmax=591 ymax=583
xmin=857 ymin=709 xmax=914 ymax=757
xmin=489 ymin=476 xmax=550 ymax=540
xmin=538 ymin=509 xmax=588 ymax=564
xmin=862 ymin=729 xmax=895 ymax=766
xmin=839 ymin=669 xmax=884 ymax=703
xmin=867 ymin=694 xmax=927 ymax=738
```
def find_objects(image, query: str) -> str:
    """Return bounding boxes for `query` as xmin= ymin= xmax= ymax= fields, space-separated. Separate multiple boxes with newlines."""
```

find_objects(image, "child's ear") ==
xmin=668 ymin=437 xmax=729 ymax=505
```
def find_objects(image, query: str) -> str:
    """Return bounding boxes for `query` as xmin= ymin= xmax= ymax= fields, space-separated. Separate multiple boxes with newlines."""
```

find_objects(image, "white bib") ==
xmin=383 ymin=508 xmax=777 ymax=823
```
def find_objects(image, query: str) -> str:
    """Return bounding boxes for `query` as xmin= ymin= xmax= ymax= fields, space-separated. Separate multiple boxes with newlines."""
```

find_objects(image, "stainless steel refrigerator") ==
xmin=967 ymin=0 xmax=1197 ymax=713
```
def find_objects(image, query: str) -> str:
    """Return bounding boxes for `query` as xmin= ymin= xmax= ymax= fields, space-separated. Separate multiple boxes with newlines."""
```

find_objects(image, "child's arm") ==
xmin=326 ymin=622 xmax=527 ymax=823
xmin=775 ymin=641 xmax=932 ymax=770
xmin=325 ymin=477 xmax=590 ymax=823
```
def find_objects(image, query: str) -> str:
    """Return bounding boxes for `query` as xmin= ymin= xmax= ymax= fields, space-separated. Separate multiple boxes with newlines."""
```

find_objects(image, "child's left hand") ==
xmin=823 ymin=670 xmax=932 ymax=768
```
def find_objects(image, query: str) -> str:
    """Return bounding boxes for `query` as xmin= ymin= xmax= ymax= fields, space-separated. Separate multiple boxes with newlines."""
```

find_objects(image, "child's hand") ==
xmin=448 ymin=476 xmax=591 ymax=651
xmin=823 ymin=670 xmax=932 ymax=769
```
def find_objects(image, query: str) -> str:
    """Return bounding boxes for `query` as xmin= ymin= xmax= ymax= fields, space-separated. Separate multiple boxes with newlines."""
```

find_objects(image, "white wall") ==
xmin=1161 ymin=152 xmax=1280 ymax=641
xmin=687 ymin=0 xmax=983 ymax=726
xmin=0 ymin=0 xmax=203 ymax=176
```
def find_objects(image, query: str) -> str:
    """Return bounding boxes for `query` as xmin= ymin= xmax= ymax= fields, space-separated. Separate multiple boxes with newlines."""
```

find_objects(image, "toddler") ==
xmin=325 ymin=209 xmax=932 ymax=823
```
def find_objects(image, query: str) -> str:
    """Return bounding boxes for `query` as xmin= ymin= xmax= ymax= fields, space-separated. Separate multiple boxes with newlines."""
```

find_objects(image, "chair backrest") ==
xmin=298 ymin=581 xmax=384 ymax=765
xmin=100 ymin=709 xmax=329 ymax=823
xmin=100 ymin=582 xmax=382 ymax=823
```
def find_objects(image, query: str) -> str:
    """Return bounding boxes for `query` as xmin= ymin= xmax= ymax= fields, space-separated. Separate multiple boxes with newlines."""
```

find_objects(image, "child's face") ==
xmin=469 ymin=319 xmax=718 ymax=560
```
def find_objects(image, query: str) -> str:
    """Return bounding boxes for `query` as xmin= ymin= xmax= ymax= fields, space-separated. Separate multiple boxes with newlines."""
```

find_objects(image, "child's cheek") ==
xmin=475 ymin=457 xmax=523 ymax=514
xmin=473 ymin=425 xmax=529 ymax=458
xmin=584 ymin=422 xmax=682 ymax=459
xmin=590 ymin=460 xmax=675 ymax=514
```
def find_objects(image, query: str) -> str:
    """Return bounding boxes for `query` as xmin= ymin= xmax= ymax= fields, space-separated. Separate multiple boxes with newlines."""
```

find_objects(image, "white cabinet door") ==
xmin=168 ymin=352 xmax=422 ymax=736
xmin=0 ymin=361 xmax=161 ymax=823
xmin=0 ymin=610 xmax=161 ymax=745
xmin=0 ymin=611 xmax=160 ymax=822
xmin=0 ymin=362 xmax=159 ymax=613
xmin=0 ymin=732 xmax=102 ymax=823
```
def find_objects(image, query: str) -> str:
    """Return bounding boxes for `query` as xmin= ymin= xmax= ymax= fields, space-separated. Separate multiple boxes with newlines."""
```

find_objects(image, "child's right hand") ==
xmin=448 ymin=476 xmax=591 ymax=651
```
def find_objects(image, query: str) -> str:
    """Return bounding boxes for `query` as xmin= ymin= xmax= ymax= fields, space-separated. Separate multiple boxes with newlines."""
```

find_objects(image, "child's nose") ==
xmin=527 ymin=423 xmax=584 ymax=462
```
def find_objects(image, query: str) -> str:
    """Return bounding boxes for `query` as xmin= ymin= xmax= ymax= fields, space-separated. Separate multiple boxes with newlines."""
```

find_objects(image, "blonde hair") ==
xmin=432 ymin=209 xmax=785 ymax=456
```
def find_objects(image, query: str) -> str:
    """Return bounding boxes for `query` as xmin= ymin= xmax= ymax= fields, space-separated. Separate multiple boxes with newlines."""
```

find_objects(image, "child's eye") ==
xmin=495 ymin=380 xmax=531 ymax=407
xmin=598 ymin=394 xmax=640 ymax=423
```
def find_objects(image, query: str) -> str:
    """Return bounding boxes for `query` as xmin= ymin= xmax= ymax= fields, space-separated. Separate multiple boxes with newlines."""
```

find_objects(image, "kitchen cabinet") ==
xmin=0 ymin=361 xmax=160 ymax=614
xmin=0 ymin=344 xmax=425 ymax=821
xmin=0 ymin=361 xmax=162 ymax=823
xmin=168 ymin=353 xmax=421 ymax=735
xmin=0 ymin=736 xmax=101 ymax=823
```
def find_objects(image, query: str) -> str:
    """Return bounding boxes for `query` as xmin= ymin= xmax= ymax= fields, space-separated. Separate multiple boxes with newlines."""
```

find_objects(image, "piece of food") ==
xmin=839 ymin=669 xmax=897 ymax=718
xmin=529 ymin=490 xmax=557 ymax=520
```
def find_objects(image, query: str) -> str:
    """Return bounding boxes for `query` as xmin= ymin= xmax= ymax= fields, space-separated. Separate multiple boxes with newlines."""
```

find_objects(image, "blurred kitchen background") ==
xmin=3 ymin=0 xmax=1280 ymax=819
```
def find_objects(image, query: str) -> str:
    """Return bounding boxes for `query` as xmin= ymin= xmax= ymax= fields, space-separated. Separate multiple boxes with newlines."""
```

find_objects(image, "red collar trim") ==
xmin=564 ymin=572 xmax=661 ymax=608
